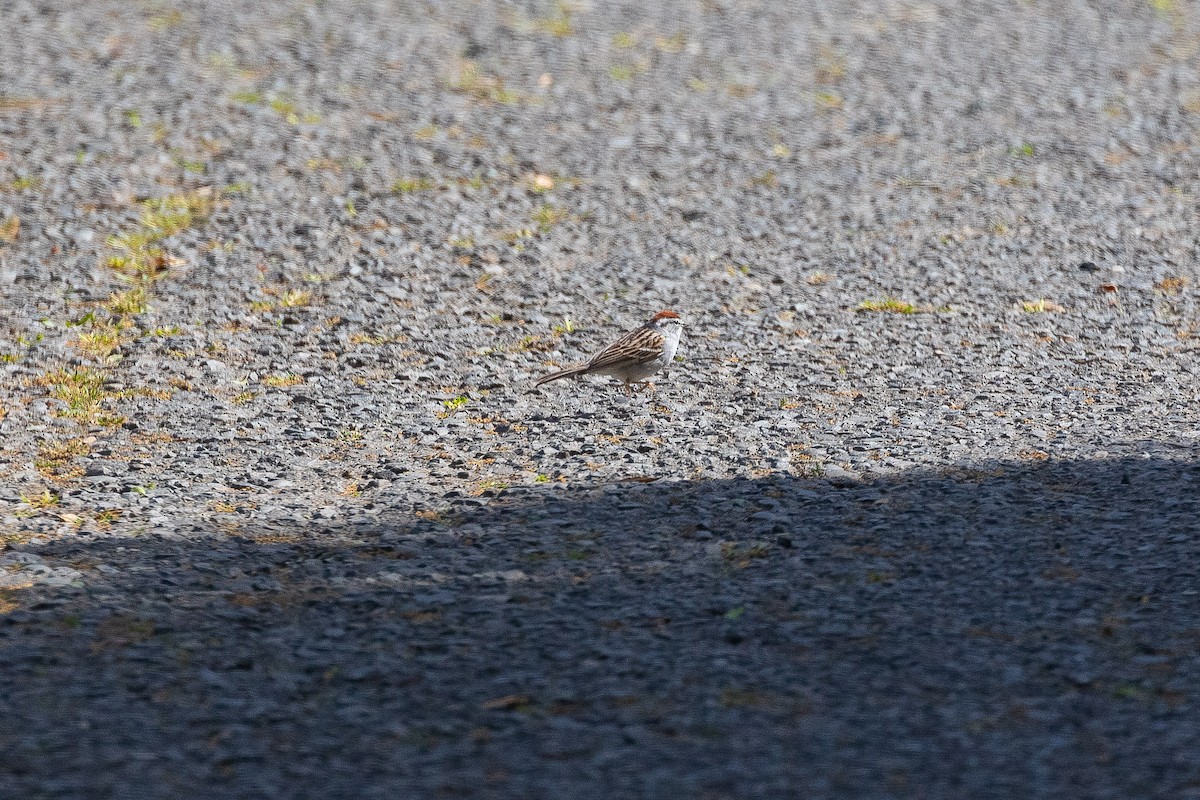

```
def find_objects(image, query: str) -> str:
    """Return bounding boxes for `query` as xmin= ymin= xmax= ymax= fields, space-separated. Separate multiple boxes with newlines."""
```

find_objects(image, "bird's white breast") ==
xmin=659 ymin=323 xmax=682 ymax=365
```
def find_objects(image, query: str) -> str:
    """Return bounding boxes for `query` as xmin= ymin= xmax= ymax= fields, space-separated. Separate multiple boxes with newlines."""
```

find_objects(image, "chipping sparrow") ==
xmin=535 ymin=310 xmax=684 ymax=393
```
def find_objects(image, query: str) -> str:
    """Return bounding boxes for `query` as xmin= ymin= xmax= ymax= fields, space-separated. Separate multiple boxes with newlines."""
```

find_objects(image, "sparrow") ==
xmin=535 ymin=310 xmax=684 ymax=393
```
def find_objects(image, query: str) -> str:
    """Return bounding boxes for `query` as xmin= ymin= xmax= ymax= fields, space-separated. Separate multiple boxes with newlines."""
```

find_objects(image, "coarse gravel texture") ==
xmin=3 ymin=0 xmax=1200 ymax=797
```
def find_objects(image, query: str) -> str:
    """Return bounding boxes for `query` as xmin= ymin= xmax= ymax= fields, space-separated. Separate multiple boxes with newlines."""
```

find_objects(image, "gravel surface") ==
xmin=3 ymin=0 xmax=1200 ymax=797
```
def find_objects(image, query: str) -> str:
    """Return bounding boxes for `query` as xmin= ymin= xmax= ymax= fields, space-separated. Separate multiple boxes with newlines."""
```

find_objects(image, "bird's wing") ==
xmin=586 ymin=327 xmax=664 ymax=370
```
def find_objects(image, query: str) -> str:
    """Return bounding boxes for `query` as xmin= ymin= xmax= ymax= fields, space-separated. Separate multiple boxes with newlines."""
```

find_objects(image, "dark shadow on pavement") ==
xmin=3 ymin=456 xmax=1200 ymax=799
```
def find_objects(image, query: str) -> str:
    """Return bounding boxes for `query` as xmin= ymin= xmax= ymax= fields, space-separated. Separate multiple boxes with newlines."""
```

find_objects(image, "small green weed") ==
xmin=37 ymin=368 xmax=107 ymax=418
xmin=393 ymin=177 xmax=437 ymax=194
xmin=857 ymin=298 xmax=918 ymax=314
xmin=1022 ymin=299 xmax=1064 ymax=313
xmin=451 ymin=62 xmax=521 ymax=104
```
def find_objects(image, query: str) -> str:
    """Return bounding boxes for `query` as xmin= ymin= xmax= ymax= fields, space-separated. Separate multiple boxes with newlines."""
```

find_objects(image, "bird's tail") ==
xmin=535 ymin=364 xmax=588 ymax=387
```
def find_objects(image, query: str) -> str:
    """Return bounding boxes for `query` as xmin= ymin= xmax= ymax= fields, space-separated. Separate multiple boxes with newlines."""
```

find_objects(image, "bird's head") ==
xmin=648 ymin=309 xmax=683 ymax=331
